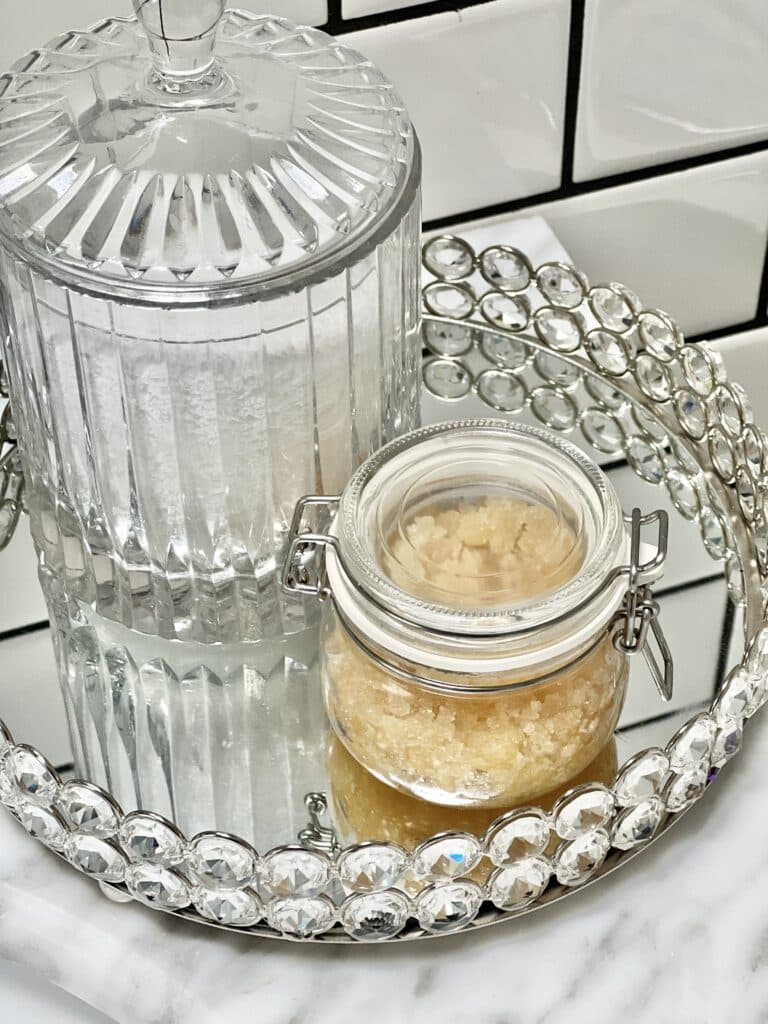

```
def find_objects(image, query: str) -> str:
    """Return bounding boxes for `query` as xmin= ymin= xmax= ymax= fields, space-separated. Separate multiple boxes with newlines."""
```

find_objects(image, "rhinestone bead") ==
xmin=699 ymin=509 xmax=728 ymax=561
xmin=713 ymin=666 xmax=757 ymax=723
xmin=476 ymin=369 xmax=526 ymax=412
xmin=638 ymin=310 xmax=683 ymax=361
xmin=59 ymin=782 xmax=120 ymax=837
xmin=668 ymin=716 xmax=716 ymax=772
xmin=422 ymin=281 xmax=475 ymax=319
xmin=412 ymin=833 xmax=483 ymax=880
xmin=533 ymin=307 xmax=583 ymax=352
xmin=553 ymin=786 xmax=616 ymax=840
xmin=664 ymin=468 xmax=700 ymax=520
xmin=12 ymin=747 xmax=58 ymax=805
xmin=340 ymin=890 xmax=410 ymax=941
xmin=422 ymin=235 xmax=475 ymax=280
xmin=423 ymin=358 xmax=472 ymax=400
xmin=664 ymin=767 xmax=708 ymax=813
xmin=66 ymin=834 xmax=127 ymax=882
xmin=126 ymin=864 xmax=191 ymax=910
xmin=589 ymin=284 xmax=637 ymax=333
xmin=711 ymin=720 xmax=743 ymax=767
xmin=266 ymin=896 xmax=336 ymax=938
xmin=713 ymin=383 xmax=748 ymax=438
xmin=747 ymin=625 xmax=768 ymax=675
xmin=479 ymin=331 xmax=530 ymax=369
xmin=634 ymin=353 xmax=672 ymax=402
xmin=261 ymin=847 xmax=332 ymax=898
xmin=681 ymin=344 xmax=725 ymax=396
xmin=188 ymin=834 xmax=258 ymax=891
xmin=193 ymin=886 xmax=262 ymax=927
xmin=487 ymin=857 xmax=551 ymax=910
xmin=585 ymin=328 xmax=632 ymax=376
xmin=533 ymin=350 xmax=581 ymax=390
xmin=416 ymin=881 xmax=483 ymax=934
xmin=584 ymin=375 xmax=626 ymax=409
xmin=530 ymin=386 xmax=577 ymax=431
xmin=580 ymin=408 xmax=625 ymax=454
xmin=18 ymin=801 xmax=68 ymax=851
xmin=423 ymin=320 xmax=474 ymax=358
xmin=674 ymin=389 xmax=707 ymax=440
xmin=479 ymin=291 xmax=529 ymax=331
xmin=536 ymin=262 xmax=586 ymax=308
xmin=625 ymin=437 xmax=664 ymax=484
xmin=554 ymin=830 xmax=610 ymax=886
xmin=486 ymin=810 xmax=550 ymax=867
xmin=479 ymin=245 xmax=531 ymax=291
xmin=631 ymin=403 xmax=668 ymax=443
xmin=337 ymin=843 xmax=408 ymax=893
xmin=725 ymin=555 xmax=745 ymax=606
xmin=614 ymin=749 xmax=670 ymax=806
xmin=736 ymin=468 xmax=757 ymax=521
xmin=611 ymin=798 xmax=664 ymax=850
xmin=120 ymin=813 xmax=185 ymax=867
xmin=0 ymin=749 xmax=15 ymax=807
xmin=708 ymin=427 xmax=736 ymax=482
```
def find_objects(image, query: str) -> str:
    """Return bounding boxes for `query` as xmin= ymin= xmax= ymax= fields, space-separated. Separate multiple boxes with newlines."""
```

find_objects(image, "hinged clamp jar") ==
xmin=284 ymin=420 xmax=673 ymax=807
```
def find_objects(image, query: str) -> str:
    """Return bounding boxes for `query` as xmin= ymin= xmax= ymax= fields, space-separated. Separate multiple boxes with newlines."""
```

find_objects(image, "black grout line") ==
xmin=712 ymin=595 xmax=737 ymax=697
xmin=654 ymin=572 xmax=724 ymax=601
xmin=616 ymin=699 xmax=709 ymax=735
xmin=687 ymin=319 xmax=768 ymax=344
xmin=0 ymin=619 xmax=49 ymax=643
xmin=560 ymin=0 xmax=586 ymax=189
xmin=323 ymin=0 xmax=496 ymax=34
xmin=755 ymin=218 xmax=768 ymax=325
xmin=55 ymin=762 xmax=75 ymax=775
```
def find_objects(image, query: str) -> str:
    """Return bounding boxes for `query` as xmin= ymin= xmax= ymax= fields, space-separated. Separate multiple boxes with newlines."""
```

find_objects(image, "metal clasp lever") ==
xmin=281 ymin=494 xmax=340 ymax=597
xmin=614 ymin=508 xmax=674 ymax=702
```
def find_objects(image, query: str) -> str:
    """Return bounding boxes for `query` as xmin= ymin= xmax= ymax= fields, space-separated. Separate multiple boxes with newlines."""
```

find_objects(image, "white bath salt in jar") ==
xmin=283 ymin=420 xmax=671 ymax=808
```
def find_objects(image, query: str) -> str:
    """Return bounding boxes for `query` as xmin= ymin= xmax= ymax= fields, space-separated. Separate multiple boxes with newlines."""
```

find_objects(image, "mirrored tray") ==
xmin=1 ymin=236 xmax=766 ymax=944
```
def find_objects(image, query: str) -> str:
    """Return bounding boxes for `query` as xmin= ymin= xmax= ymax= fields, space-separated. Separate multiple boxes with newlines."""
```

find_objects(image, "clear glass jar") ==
xmin=0 ymin=2 xmax=420 ymax=841
xmin=286 ymin=421 xmax=669 ymax=808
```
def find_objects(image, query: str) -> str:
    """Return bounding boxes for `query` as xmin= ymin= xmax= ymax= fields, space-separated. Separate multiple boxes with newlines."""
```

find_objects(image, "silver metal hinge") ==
xmin=298 ymin=792 xmax=340 ymax=858
xmin=281 ymin=495 xmax=340 ymax=598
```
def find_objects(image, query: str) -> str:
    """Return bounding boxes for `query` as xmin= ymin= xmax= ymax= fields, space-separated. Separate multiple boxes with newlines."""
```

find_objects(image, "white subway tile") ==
xmin=345 ymin=0 xmax=570 ymax=221
xmin=342 ymin=0 xmax=425 ymax=17
xmin=575 ymin=0 xmax=768 ymax=180
xmin=713 ymin=327 xmax=768 ymax=430
xmin=0 ymin=1 xmax=327 ymax=71
xmin=450 ymin=152 xmax=768 ymax=335
xmin=0 ymin=522 xmax=47 ymax=634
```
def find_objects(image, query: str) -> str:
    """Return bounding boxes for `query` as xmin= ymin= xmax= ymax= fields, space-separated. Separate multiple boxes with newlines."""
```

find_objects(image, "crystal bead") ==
xmin=479 ymin=245 xmax=531 ymax=291
xmin=0 ymin=720 xmax=11 ymax=757
xmin=664 ymin=468 xmax=700 ymax=520
xmin=681 ymin=344 xmax=725 ymax=396
xmin=412 ymin=833 xmax=483 ymax=880
xmin=126 ymin=864 xmax=191 ymax=910
xmin=747 ymin=625 xmax=768 ymax=675
xmin=337 ymin=843 xmax=408 ymax=893
xmin=626 ymin=437 xmax=664 ymax=484
xmin=536 ymin=262 xmax=587 ymax=308
xmin=340 ymin=890 xmax=410 ymax=941
xmin=668 ymin=716 xmax=716 ymax=772
xmin=585 ymin=328 xmax=632 ymax=376
xmin=699 ymin=509 xmax=728 ymax=561
xmin=553 ymin=786 xmax=616 ymax=840
xmin=422 ymin=235 xmax=475 ymax=280
xmin=479 ymin=331 xmax=530 ymax=369
xmin=713 ymin=666 xmax=757 ymax=723
xmin=664 ymin=767 xmax=708 ymax=813
xmin=18 ymin=801 xmax=68 ymax=851
xmin=119 ymin=813 xmax=185 ymax=867
xmin=713 ymin=384 xmax=747 ymax=438
xmin=583 ymin=374 xmax=626 ymax=409
xmin=708 ymin=427 xmax=736 ymax=482
xmin=554 ymin=830 xmax=610 ymax=886
xmin=533 ymin=307 xmax=583 ymax=352
xmin=193 ymin=886 xmax=262 ymax=927
xmin=266 ymin=896 xmax=336 ymax=938
xmin=0 ymin=749 xmax=15 ymax=806
xmin=12 ymin=747 xmax=58 ymax=805
xmin=479 ymin=291 xmax=529 ymax=331
xmin=741 ymin=424 xmax=765 ymax=480
xmin=736 ymin=468 xmax=756 ymax=521
xmin=422 ymin=281 xmax=475 ymax=319
xmin=580 ymin=408 xmax=625 ymax=454
xmin=756 ymin=516 xmax=768 ymax=573
xmin=486 ymin=810 xmax=550 ymax=867
xmin=589 ymin=284 xmax=637 ymax=333
xmin=530 ymin=386 xmax=577 ymax=432
xmin=261 ymin=847 xmax=332 ymax=898
xmin=487 ymin=857 xmax=551 ymax=910
xmin=189 ymin=834 xmax=258 ymax=891
xmin=614 ymin=748 xmax=670 ymax=806
xmin=423 ymin=320 xmax=474 ymax=358
xmin=423 ymin=358 xmax=472 ymax=400
xmin=711 ymin=720 xmax=743 ymax=767
xmin=611 ymin=798 xmax=664 ymax=850
xmin=634 ymin=353 xmax=672 ymax=402
xmin=415 ymin=881 xmax=483 ymax=934
xmin=59 ymin=782 xmax=120 ymax=837
xmin=725 ymin=555 xmax=745 ymax=606
xmin=66 ymin=834 xmax=127 ymax=882
xmin=673 ymin=388 xmax=707 ymax=441
xmin=638 ymin=310 xmax=682 ymax=361
xmin=533 ymin=351 xmax=581 ymax=390
xmin=476 ymin=369 xmax=526 ymax=413
xmin=631 ymin=403 xmax=668 ymax=443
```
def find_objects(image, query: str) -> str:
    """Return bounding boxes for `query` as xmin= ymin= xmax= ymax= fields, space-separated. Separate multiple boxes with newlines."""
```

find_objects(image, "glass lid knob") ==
xmin=133 ymin=0 xmax=227 ymax=83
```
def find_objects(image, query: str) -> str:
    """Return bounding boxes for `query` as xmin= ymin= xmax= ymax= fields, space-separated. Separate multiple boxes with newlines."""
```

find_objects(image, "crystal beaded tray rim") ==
xmin=1 ymin=236 xmax=766 ymax=944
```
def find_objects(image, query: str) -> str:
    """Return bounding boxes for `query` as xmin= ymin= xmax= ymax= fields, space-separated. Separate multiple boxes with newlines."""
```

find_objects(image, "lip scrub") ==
xmin=285 ymin=420 xmax=667 ymax=808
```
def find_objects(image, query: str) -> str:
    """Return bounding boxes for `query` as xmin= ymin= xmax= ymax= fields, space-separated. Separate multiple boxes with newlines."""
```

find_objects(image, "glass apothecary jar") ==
xmin=284 ymin=421 xmax=672 ymax=808
xmin=0 ymin=1 xmax=420 ymax=840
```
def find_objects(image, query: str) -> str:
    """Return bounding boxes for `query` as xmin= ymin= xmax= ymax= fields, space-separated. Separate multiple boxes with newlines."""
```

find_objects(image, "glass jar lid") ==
xmin=334 ymin=420 xmax=626 ymax=640
xmin=0 ymin=1 xmax=418 ymax=302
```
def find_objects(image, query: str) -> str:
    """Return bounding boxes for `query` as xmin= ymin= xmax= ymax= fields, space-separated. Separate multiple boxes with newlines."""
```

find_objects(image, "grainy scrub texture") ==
xmin=322 ymin=496 xmax=628 ymax=807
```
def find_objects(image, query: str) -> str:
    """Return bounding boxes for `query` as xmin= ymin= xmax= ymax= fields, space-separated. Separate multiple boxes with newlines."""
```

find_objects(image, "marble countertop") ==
xmin=1 ymin=719 xmax=767 ymax=1024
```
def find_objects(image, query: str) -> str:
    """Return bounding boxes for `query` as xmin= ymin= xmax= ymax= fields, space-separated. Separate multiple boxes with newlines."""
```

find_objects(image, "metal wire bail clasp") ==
xmin=281 ymin=495 xmax=341 ymax=598
xmin=614 ymin=508 xmax=674 ymax=702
